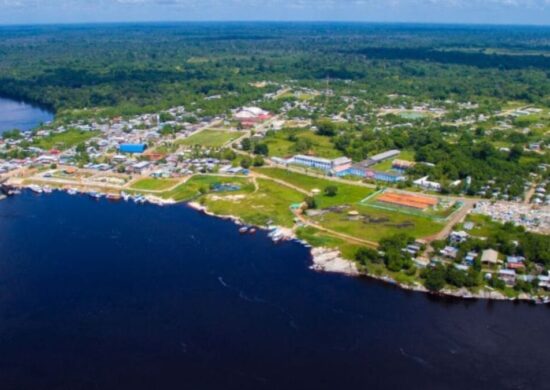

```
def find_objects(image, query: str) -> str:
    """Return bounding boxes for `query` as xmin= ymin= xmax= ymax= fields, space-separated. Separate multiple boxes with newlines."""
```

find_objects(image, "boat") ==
xmin=89 ymin=191 xmax=102 ymax=199
xmin=67 ymin=188 xmax=78 ymax=195
xmin=121 ymin=192 xmax=130 ymax=201
xmin=106 ymin=193 xmax=121 ymax=201
xmin=248 ymin=228 xmax=257 ymax=234
xmin=239 ymin=226 xmax=249 ymax=234
xmin=28 ymin=185 xmax=43 ymax=194
xmin=43 ymin=186 xmax=53 ymax=194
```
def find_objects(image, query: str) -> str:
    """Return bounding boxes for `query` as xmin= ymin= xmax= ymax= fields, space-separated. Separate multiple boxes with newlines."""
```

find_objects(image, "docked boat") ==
xmin=43 ymin=186 xmax=53 ymax=194
xmin=67 ymin=188 xmax=78 ymax=195
xmin=239 ymin=226 xmax=249 ymax=234
xmin=248 ymin=228 xmax=257 ymax=234
xmin=28 ymin=185 xmax=43 ymax=194
xmin=89 ymin=191 xmax=102 ymax=199
xmin=106 ymin=193 xmax=121 ymax=201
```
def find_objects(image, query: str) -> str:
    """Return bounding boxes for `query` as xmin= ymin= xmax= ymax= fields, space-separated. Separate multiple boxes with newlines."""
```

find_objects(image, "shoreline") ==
xmin=186 ymin=201 xmax=549 ymax=305
xmin=4 ymin=186 xmax=548 ymax=305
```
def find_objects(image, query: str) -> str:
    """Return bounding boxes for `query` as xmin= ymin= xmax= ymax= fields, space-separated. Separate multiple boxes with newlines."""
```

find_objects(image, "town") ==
xmin=1 ymin=81 xmax=549 ymax=302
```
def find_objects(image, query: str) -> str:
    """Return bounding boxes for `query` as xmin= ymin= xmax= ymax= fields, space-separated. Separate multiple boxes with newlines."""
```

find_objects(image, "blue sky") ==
xmin=0 ymin=0 xmax=549 ymax=25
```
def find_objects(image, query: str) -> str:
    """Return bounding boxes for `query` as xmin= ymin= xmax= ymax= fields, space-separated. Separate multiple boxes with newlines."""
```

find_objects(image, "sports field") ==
xmin=179 ymin=130 xmax=241 ymax=147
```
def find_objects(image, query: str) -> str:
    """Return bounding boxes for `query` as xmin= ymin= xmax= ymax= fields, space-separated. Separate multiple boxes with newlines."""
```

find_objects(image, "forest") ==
xmin=0 ymin=22 xmax=549 ymax=116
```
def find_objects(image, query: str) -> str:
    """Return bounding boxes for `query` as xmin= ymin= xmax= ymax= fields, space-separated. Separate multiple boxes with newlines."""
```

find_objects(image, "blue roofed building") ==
xmin=119 ymin=143 xmax=147 ymax=154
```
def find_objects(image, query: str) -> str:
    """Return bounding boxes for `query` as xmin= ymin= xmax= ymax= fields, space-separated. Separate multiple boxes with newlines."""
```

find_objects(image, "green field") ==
xmin=130 ymin=178 xmax=179 ymax=191
xmin=32 ymin=129 xmax=99 ymax=150
xmin=257 ymin=167 xmax=374 ymax=208
xmin=179 ymin=130 xmax=241 ymax=147
xmin=161 ymin=175 xmax=253 ymax=202
xmin=204 ymin=178 xmax=303 ymax=227
xmin=312 ymin=205 xmax=443 ymax=242
xmin=264 ymin=129 xmax=341 ymax=158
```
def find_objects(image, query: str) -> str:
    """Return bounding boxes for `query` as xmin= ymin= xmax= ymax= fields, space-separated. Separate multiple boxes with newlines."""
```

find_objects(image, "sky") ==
xmin=0 ymin=0 xmax=549 ymax=26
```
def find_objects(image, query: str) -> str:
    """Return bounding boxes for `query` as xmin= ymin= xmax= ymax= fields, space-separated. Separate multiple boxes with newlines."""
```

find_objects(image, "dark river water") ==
xmin=0 ymin=97 xmax=53 ymax=133
xmin=0 ymin=192 xmax=548 ymax=390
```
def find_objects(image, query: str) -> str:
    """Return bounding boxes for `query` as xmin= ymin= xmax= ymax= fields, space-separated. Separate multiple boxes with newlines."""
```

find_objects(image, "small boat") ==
xmin=43 ymin=186 xmax=53 ymax=194
xmin=67 ymin=188 xmax=78 ymax=195
xmin=89 ymin=191 xmax=102 ymax=199
xmin=28 ymin=185 xmax=43 ymax=194
xmin=239 ymin=226 xmax=249 ymax=234
xmin=106 ymin=193 xmax=121 ymax=201
xmin=248 ymin=228 xmax=257 ymax=234
xmin=121 ymin=192 xmax=130 ymax=201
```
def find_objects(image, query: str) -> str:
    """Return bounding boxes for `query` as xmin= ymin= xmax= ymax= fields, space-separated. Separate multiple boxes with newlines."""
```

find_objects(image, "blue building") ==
xmin=337 ymin=166 xmax=405 ymax=183
xmin=119 ymin=143 xmax=147 ymax=154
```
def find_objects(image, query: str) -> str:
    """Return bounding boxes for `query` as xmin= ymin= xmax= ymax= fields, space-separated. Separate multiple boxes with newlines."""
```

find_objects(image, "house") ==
xmin=392 ymin=159 xmax=416 ymax=171
xmin=481 ymin=249 xmax=499 ymax=265
xmin=441 ymin=246 xmax=458 ymax=259
xmin=414 ymin=176 xmax=441 ymax=191
xmin=450 ymin=231 xmax=469 ymax=244
xmin=498 ymin=269 xmax=516 ymax=286
xmin=464 ymin=251 xmax=478 ymax=265
xmin=132 ymin=161 xmax=150 ymax=174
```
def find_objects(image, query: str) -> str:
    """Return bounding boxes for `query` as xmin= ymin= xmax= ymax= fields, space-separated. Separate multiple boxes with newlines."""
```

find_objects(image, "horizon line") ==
xmin=1 ymin=20 xmax=550 ymax=29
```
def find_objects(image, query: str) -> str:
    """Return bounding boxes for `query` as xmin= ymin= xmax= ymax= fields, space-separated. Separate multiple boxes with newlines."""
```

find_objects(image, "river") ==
xmin=0 ymin=97 xmax=53 ymax=134
xmin=0 ymin=192 xmax=548 ymax=390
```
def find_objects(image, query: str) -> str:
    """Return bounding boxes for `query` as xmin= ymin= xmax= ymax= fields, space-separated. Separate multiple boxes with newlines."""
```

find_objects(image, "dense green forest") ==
xmin=0 ymin=23 xmax=549 ymax=116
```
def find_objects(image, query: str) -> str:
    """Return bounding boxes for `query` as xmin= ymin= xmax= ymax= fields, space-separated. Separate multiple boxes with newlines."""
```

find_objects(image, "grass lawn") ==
xmin=313 ymin=205 xmax=443 ymax=242
xmin=160 ymin=175 xmax=253 ymax=202
xmin=369 ymin=150 xmax=415 ymax=172
xmin=130 ymin=178 xmax=179 ymax=191
xmin=204 ymin=178 xmax=303 ymax=227
xmin=264 ymin=129 xmax=341 ymax=158
xmin=32 ymin=129 xmax=99 ymax=150
xmin=179 ymin=130 xmax=241 ymax=148
xmin=296 ymin=226 xmax=345 ymax=248
xmin=257 ymin=167 xmax=374 ymax=208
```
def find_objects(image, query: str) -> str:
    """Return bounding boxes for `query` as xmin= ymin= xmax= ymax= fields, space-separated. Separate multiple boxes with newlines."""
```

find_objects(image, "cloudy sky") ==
xmin=0 ymin=0 xmax=549 ymax=25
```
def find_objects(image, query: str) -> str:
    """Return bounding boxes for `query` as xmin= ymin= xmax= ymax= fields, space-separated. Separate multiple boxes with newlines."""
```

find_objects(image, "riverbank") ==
xmin=4 ymin=183 xmax=548 ymax=304
xmin=187 ymin=200 xmax=548 ymax=304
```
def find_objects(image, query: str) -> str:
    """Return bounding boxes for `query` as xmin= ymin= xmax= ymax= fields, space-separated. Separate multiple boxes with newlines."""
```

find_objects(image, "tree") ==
xmin=304 ymin=196 xmax=317 ymax=209
xmin=253 ymin=156 xmax=265 ymax=167
xmin=423 ymin=264 xmax=446 ymax=292
xmin=355 ymin=247 xmax=380 ymax=265
xmin=241 ymin=138 xmax=251 ymax=151
xmin=324 ymin=185 xmax=338 ymax=197
xmin=315 ymin=119 xmax=337 ymax=136
xmin=240 ymin=157 xmax=252 ymax=169
xmin=254 ymin=143 xmax=269 ymax=156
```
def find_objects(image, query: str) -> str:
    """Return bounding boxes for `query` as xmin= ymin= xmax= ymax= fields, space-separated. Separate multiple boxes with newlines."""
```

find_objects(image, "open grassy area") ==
xmin=32 ymin=129 xmax=99 ymax=150
xmin=130 ymin=178 xmax=179 ymax=191
xmin=264 ymin=128 xmax=341 ymax=158
xmin=257 ymin=167 xmax=374 ymax=208
xmin=204 ymin=178 xmax=303 ymax=227
xmin=160 ymin=175 xmax=253 ymax=202
xmin=179 ymin=130 xmax=241 ymax=148
xmin=312 ymin=204 xmax=443 ymax=242
xmin=296 ymin=226 xmax=345 ymax=248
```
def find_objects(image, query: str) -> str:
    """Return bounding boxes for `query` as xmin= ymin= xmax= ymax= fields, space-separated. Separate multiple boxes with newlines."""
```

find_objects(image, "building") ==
xmin=119 ymin=143 xmax=147 ymax=154
xmin=366 ymin=149 xmax=401 ymax=166
xmin=290 ymin=155 xmax=351 ymax=173
xmin=337 ymin=165 xmax=405 ymax=183
xmin=481 ymin=249 xmax=499 ymax=265
xmin=392 ymin=159 xmax=416 ymax=171
xmin=414 ymin=176 xmax=441 ymax=191
xmin=498 ymin=269 xmax=517 ymax=286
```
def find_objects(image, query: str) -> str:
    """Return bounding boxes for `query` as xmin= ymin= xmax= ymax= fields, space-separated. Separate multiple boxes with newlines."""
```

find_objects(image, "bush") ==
xmin=304 ymin=196 xmax=317 ymax=209
xmin=324 ymin=185 xmax=338 ymax=197
xmin=355 ymin=247 xmax=379 ymax=265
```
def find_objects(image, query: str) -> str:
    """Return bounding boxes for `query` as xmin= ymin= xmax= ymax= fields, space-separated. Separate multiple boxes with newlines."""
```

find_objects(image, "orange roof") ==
xmin=378 ymin=192 xmax=438 ymax=209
